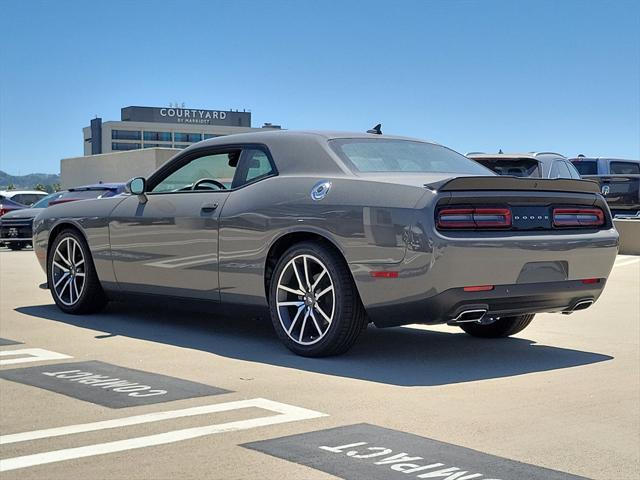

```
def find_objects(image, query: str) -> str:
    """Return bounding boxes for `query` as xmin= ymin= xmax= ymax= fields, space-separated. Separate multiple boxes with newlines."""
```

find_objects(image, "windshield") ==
xmin=32 ymin=192 xmax=64 ymax=208
xmin=330 ymin=139 xmax=491 ymax=175
xmin=61 ymin=189 xmax=114 ymax=200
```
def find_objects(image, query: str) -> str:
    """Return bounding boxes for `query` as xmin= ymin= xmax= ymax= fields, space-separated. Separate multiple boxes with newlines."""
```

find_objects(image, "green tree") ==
xmin=52 ymin=183 xmax=62 ymax=192
xmin=7 ymin=183 xmax=15 ymax=190
xmin=34 ymin=183 xmax=46 ymax=192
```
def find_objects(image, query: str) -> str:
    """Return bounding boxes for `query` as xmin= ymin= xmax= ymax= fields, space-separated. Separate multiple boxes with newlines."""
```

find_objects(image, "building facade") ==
xmin=83 ymin=105 xmax=280 ymax=155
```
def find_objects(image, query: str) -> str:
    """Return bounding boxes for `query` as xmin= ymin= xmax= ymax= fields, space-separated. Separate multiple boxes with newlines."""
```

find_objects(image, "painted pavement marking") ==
xmin=0 ymin=360 xmax=230 ymax=408
xmin=243 ymin=423 xmax=588 ymax=480
xmin=0 ymin=398 xmax=327 ymax=472
xmin=0 ymin=348 xmax=71 ymax=366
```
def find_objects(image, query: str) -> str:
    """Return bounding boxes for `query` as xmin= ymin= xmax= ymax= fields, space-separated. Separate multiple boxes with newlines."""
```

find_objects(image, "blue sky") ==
xmin=1 ymin=0 xmax=638 ymax=174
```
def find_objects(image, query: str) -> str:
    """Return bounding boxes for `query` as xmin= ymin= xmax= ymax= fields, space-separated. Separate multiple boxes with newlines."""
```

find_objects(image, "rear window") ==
xmin=11 ymin=193 xmax=46 ymax=206
xmin=330 ymin=139 xmax=490 ymax=175
xmin=610 ymin=161 xmax=640 ymax=175
xmin=571 ymin=160 xmax=598 ymax=175
xmin=473 ymin=158 xmax=541 ymax=178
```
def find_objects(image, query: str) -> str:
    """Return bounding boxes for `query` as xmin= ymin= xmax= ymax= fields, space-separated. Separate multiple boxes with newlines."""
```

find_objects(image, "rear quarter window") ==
xmin=550 ymin=161 xmax=573 ymax=179
xmin=610 ymin=161 xmax=640 ymax=175
xmin=566 ymin=161 xmax=582 ymax=179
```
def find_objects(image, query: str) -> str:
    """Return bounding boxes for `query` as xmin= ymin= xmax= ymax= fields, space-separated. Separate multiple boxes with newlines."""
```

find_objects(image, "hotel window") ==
xmin=174 ymin=132 xmax=202 ymax=142
xmin=144 ymin=131 xmax=172 ymax=142
xmin=112 ymin=142 xmax=141 ymax=151
xmin=204 ymin=134 xmax=220 ymax=139
xmin=174 ymin=144 xmax=190 ymax=149
xmin=112 ymin=130 xmax=141 ymax=140
xmin=143 ymin=143 xmax=170 ymax=148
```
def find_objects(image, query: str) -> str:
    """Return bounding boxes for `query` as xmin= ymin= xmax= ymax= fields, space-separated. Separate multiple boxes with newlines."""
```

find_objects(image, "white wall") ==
xmin=60 ymin=148 xmax=179 ymax=189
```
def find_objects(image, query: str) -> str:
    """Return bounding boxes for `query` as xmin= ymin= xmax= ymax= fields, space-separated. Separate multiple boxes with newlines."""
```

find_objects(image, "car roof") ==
xmin=467 ymin=153 xmax=539 ymax=160
xmin=191 ymin=129 xmax=437 ymax=147
xmin=467 ymin=152 xmax=566 ymax=160
xmin=170 ymin=130 xmax=445 ymax=177
xmin=67 ymin=183 xmax=125 ymax=191
xmin=568 ymin=157 xmax=640 ymax=162
xmin=466 ymin=152 xmax=567 ymax=161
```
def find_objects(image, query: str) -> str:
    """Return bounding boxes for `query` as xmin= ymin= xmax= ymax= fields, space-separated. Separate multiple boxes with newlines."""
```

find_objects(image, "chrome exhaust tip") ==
xmin=572 ymin=299 xmax=594 ymax=311
xmin=450 ymin=308 xmax=488 ymax=324
xmin=562 ymin=298 xmax=594 ymax=314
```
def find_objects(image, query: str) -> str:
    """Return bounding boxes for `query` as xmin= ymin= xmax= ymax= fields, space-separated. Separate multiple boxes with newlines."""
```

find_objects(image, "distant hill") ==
xmin=0 ymin=170 xmax=60 ymax=190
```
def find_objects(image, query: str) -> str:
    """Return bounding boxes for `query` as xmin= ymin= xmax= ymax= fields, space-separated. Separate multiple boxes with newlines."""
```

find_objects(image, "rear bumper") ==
xmin=351 ymin=227 xmax=618 ymax=327
xmin=365 ymin=279 xmax=605 ymax=327
xmin=1 ymin=237 xmax=32 ymax=242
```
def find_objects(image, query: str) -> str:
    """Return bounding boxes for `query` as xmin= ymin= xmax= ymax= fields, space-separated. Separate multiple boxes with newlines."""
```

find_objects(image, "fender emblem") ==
xmin=311 ymin=181 xmax=332 ymax=201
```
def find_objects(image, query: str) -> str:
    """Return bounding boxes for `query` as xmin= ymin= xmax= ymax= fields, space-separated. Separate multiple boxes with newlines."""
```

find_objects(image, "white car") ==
xmin=0 ymin=190 xmax=48 ymax=206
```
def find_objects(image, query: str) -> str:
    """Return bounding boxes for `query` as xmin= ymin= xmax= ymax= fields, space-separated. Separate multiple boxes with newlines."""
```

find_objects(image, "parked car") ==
xmin=569 ymin=156 xmax=640 ymax=216
xmin=47 ymin=183 xmax=125 ymax=206
xmin=0 ymin=195 xmax=27 ymax=218
xmin=33 ymin=131 xmax=617 ymax=356
xmin=467 ymin=152 xmax=582 ymax=179
xmin=1 ymin=183 xmax=124 ymax=251
xmin=0 ymin=190 xmax=48 ymax=206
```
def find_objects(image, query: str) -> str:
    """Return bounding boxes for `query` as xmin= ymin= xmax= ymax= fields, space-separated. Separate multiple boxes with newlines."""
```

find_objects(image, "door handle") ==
xmin=201 ymin=202 xmax=219 ymax=212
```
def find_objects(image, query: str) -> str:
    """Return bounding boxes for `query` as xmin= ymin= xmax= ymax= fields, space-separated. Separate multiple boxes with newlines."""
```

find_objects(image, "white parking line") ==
xmin=0 ymin=398 xmax=327 ymax=472
xmin=0 ymin=348 xmax=72 ymax=366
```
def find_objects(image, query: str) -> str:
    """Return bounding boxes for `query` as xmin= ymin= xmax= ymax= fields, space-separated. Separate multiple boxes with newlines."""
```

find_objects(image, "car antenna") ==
xmin=498 ymin=149 xmax=503 ymax=154
xmin=367 ymin=123 xmax=382 ymax=135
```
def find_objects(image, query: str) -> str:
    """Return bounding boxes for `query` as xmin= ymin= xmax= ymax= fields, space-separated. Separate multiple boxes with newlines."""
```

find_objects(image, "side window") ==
xmin=151 ymin=151 xmax=239 ymax=193
xmin=566 ymin=161 xmax=582 ymax=179
xmin=233 ymin=149 xmax=275 ymax=188
xmin=13 ymin=194 xmax=43 ymax=206
xmin=11 ymin=194 xmax=26 ymax=205
xmin=551 ymin=161 xmax=572 ymax=179
xmin=610 ymin=161 xmax=640 ymax=175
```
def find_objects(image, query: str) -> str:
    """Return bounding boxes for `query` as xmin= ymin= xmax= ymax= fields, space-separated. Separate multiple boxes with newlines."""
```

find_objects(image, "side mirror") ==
xmin=127 ymin=177 xmax=146 ymax=195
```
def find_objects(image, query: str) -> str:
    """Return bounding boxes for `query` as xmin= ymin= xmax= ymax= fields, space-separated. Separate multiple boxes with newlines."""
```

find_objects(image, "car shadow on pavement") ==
xmin=16 ymin=303 xmax=613 ymax=387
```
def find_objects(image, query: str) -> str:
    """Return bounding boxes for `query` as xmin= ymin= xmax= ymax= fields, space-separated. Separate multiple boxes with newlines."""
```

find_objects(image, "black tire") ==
xmin=7 ymin=243 xmax=25 ymax=251
xmin=459 ymin=314 xmax=535 ymax=338
xmin=47 ymin=228 xmax=108 ymax=314
xmin=269 ymin=241 xmax=367 ymax=357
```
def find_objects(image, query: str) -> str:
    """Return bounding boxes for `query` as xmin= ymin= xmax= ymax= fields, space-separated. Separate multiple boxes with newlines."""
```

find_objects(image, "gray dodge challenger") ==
xmin=33 ymin=131 xmax=619 ymax=356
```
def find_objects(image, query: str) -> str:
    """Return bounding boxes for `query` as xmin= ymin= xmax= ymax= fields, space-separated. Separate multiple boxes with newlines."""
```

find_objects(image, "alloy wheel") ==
xmin=276 ymin=254 xmax=335 ymax=345
xmin=51 ymin=237 xmax=86 ymax=306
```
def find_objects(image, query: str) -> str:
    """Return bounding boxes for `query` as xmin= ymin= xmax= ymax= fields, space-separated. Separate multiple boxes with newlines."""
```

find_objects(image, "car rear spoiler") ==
xmin=425 ymin=176 xmax=600 ymax=194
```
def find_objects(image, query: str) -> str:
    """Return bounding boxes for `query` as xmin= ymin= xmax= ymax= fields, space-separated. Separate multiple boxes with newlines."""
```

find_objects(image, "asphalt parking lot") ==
xmin=0 ymin=248 xmax=638 ymax=479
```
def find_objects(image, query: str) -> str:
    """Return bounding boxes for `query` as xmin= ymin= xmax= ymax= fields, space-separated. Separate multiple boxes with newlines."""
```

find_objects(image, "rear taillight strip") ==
xmin=437 ymin=207 xmax=512 ymax=229
xmin=552 ymin=208 xmax=604 ymax=227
